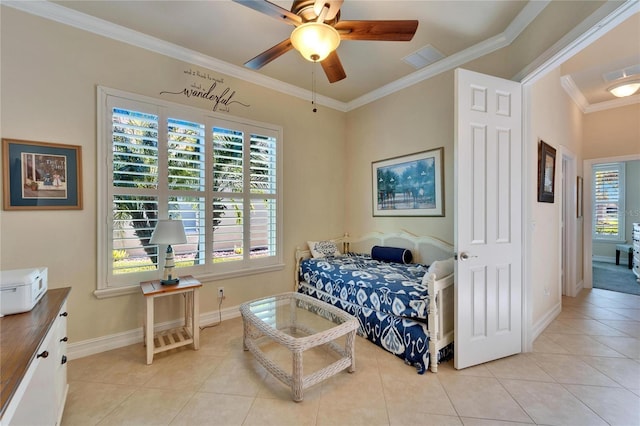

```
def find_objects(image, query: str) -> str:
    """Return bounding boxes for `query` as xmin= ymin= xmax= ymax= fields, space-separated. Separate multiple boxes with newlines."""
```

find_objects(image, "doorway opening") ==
xmin=585 ymin=157 xmax=640 ymax=296
xmin=560 ymin=148 xmax=578 ymax=297
xmin=584 ymin=156 xmax=640 ymax=295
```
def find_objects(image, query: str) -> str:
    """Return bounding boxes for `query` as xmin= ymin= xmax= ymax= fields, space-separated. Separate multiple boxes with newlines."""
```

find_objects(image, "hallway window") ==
xmin=592 ymin=162 xmax=625 ymax=241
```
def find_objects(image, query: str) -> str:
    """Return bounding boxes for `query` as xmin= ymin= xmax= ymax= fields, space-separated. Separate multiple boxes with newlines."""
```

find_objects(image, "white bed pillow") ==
xmin=428 ymin=257 xmax=454 ymax=279
xmin=308 ymin=240 xmax=342 ymax=258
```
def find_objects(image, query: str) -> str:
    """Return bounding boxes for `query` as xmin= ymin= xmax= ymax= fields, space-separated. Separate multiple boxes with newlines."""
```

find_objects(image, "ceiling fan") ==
xmin=233 ymin=0 xmax=419 ymax=83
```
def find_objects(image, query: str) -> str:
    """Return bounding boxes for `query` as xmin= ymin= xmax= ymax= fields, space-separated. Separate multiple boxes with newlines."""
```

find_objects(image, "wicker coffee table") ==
xmin=240 ymin=292 xmax=358 ymax=401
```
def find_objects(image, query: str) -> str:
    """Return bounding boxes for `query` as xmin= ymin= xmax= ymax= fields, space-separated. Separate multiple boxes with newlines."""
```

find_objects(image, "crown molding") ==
xmin=560 ymin=74 xmax=640 ymax=114
xmin=3 ymin=0 xmax=548 ymax=112
xmin=17 ymin=0 xmax=633 ymax=114
xmin=523 ymin=1 xmax=640 ymax=113
xmin=347 ymin=0 xmax=550 ymax=111
xmin=347 ymin=31 xmax=510 ymax=111
xmin=516 ymin=0 xmax=639 ymax=85
xmin=560 ymin=75 xmax=590 ymax=112
xmin=584 ymin=93 xmax=640 ymax=113
xmin=503 ymin=0 xmax=551 ymax=43
xmin=1 ymin=0 xmax=347 ymax=112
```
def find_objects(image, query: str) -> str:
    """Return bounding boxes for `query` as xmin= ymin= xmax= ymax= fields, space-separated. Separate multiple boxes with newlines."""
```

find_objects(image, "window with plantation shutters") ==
xmin=211 ymin=128 xmax=278 ymax=265
xmin=592 ymin=162 xmax=625 ymax=241
xmin=97 ymin=87 xmax=282 ymax=294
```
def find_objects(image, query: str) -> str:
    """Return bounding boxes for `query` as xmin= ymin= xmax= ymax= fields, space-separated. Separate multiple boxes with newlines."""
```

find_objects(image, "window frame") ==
xmin=591 ymin=162 xmax=626 ymax=242
xmin=96 ymin=86 xmax=283 ymax=298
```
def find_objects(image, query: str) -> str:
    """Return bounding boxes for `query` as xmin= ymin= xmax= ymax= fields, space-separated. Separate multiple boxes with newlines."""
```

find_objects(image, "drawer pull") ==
xmin=37 ymin=350 xmax=49 ymax=359
xmin=61 ymin=355 xmax=67 ymax=365
xmin=59 ymin=312 xmax=68 ymax=317
xmin=60 ymin=337 xmax=68 ymax=342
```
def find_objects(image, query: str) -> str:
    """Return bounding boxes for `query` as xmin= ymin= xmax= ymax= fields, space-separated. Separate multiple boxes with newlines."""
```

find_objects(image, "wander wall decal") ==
xmin=160 ymin=68 xmax=250 ymax=113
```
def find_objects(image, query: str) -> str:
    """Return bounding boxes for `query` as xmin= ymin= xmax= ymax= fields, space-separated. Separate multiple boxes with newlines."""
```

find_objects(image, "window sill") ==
xmin=94 ymin=263 xmax=285 ymax=299
xmin=592 ymin=238 xmax=627 ymax=244
xmin=94 ymin=285 xmax=140 ymax=299
xmin=194 ymin=263 xmax=285 ymax=283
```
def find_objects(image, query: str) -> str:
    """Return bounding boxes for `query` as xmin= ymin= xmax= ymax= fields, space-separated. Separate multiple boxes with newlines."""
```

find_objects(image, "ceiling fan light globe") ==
xmin=608 ymin=80 xmax=640 ymax=97
xmin=291 ymin=22 xmax=340 ymax=62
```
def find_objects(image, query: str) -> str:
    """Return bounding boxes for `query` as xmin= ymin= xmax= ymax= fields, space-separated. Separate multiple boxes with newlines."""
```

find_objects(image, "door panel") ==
xmin=454 ymin=68 xmax=522 ymax=369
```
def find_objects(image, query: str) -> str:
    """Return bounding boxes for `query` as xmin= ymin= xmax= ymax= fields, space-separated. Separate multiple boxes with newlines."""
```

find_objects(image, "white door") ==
xmin=454 ymin=68 xmax=522 ymax=369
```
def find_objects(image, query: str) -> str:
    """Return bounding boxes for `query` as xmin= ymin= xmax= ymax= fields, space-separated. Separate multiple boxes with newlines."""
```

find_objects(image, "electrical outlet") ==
xmin=217 ymin=287 xmax=225 ymax=299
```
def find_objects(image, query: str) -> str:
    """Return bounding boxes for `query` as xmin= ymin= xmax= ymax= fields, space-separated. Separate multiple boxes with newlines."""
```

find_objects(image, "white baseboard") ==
xmin=593 ymin=255 xmax=632 ymax=267
xmin=67 ymin=304 xmax=241 ymax=360
xmin=530 ymin=301 xmax=562 ymax=343
xmin=592 ymin=255 xmax=616 ymax=264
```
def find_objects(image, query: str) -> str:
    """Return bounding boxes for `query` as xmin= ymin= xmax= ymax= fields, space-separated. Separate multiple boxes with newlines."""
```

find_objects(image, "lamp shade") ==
xmin=290 ymin=22 xmax=340 ymax=62
xmin=149 ymin=220 xmax=187 ymax=245
xmin=608 ymin=80 xmax=640 ymax=98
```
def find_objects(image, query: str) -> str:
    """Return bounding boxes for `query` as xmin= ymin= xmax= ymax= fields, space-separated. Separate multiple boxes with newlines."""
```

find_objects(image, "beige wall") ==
xmin=582 ymin=104 xmax=640 ymax=160
xmin=529 ymin=67 xmax=584 ymax=327
xmin=0 ymin=7 xmax=346 ymax=343
xmin=341 ymin=52 xmax=510 ymax=244
xmin=344 ymin=71 xmax=455 ymax=243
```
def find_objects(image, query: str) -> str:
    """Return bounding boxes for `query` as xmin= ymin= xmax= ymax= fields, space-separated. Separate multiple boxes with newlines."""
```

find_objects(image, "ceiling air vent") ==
xmin=403 ymin=44 xmax=445 ymax=69
xmin=602 ymin=64 xmax=640 ymax=82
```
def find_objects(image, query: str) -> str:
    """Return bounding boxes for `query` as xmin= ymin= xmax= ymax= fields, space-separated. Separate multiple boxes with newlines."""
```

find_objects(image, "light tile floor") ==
xmin=63 ymin=288 xmax=640 ymax=425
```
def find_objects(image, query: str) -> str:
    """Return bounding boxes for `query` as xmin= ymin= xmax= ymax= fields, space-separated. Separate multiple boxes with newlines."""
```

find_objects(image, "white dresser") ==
xmin=0 ymin=288 xmax=71 ymax=426
xmin=633 ymin=223 xmax=640 ymax=282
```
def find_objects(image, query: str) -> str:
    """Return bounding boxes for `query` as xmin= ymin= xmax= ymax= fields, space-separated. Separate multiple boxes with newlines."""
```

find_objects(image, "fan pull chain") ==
xmin=311 ymin=61 xmax=318 ymax=113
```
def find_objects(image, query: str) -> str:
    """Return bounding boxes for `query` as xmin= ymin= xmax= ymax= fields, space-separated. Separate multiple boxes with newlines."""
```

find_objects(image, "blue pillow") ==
xmin=371 ymin=246 xmax=413 ymax=264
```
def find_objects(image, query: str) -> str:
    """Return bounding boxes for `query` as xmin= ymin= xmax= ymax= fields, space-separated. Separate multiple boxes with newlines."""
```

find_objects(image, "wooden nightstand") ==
xmin=140 ymin=275 xmax=202 ymax=364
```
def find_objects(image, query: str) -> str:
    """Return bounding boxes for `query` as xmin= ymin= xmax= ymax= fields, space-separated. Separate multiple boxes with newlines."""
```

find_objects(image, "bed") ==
xmin=294 ymin=232 xmax=455 ymax=374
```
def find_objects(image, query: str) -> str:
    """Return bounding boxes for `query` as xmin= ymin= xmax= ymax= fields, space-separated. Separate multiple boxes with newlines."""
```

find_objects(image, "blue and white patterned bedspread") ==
xmin=299 ymin=254 xmax=430 ymax=320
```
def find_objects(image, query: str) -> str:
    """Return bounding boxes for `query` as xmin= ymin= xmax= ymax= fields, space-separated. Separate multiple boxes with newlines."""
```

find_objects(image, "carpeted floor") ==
xmin=593 ymin=261 xmax=640 ymax=295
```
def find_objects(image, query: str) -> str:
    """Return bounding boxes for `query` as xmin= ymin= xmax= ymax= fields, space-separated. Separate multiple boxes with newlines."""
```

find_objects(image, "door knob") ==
xmin=459 ymin=252 xmax=477 ymax=261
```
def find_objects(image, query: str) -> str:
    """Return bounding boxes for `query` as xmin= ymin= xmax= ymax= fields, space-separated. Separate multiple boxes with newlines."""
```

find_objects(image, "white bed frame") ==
xmin=294 ymin=231 xmax=455 ymax=373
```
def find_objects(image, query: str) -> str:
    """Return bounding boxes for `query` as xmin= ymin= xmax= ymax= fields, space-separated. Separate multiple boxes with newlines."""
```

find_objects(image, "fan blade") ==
xmin=314 ymin=0 xmax=343 ymax=21
xmin=232 ymin=0 xmax=302 ymax=26
xmin=244 ymin=39 xmax=293 ymax=70
xmin=335 ymin=20 xmax=418 ymax=41
xmin=321 ymin=51 xmax=346 ymax=83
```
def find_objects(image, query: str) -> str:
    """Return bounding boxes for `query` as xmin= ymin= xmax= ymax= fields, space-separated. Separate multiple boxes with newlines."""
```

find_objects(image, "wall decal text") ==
xmin=160 ymin=68 xmax=250 ymax=113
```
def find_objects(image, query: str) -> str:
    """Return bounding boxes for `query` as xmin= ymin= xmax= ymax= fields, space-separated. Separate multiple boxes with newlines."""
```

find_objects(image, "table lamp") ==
xmin=149 ymin=219 xmax=187 ymax=285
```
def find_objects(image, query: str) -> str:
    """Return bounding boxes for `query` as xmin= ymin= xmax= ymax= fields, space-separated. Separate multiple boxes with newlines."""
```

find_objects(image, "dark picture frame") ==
xmin=2 ymin=138 xmax=83 ymax=210
xmin=537 ymin=140 xmax=556 ymax=203
xmin=576 ymin=176 xmax=583 ymax=218
xmin=372 ymin=147 xmax=444 ymax=217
